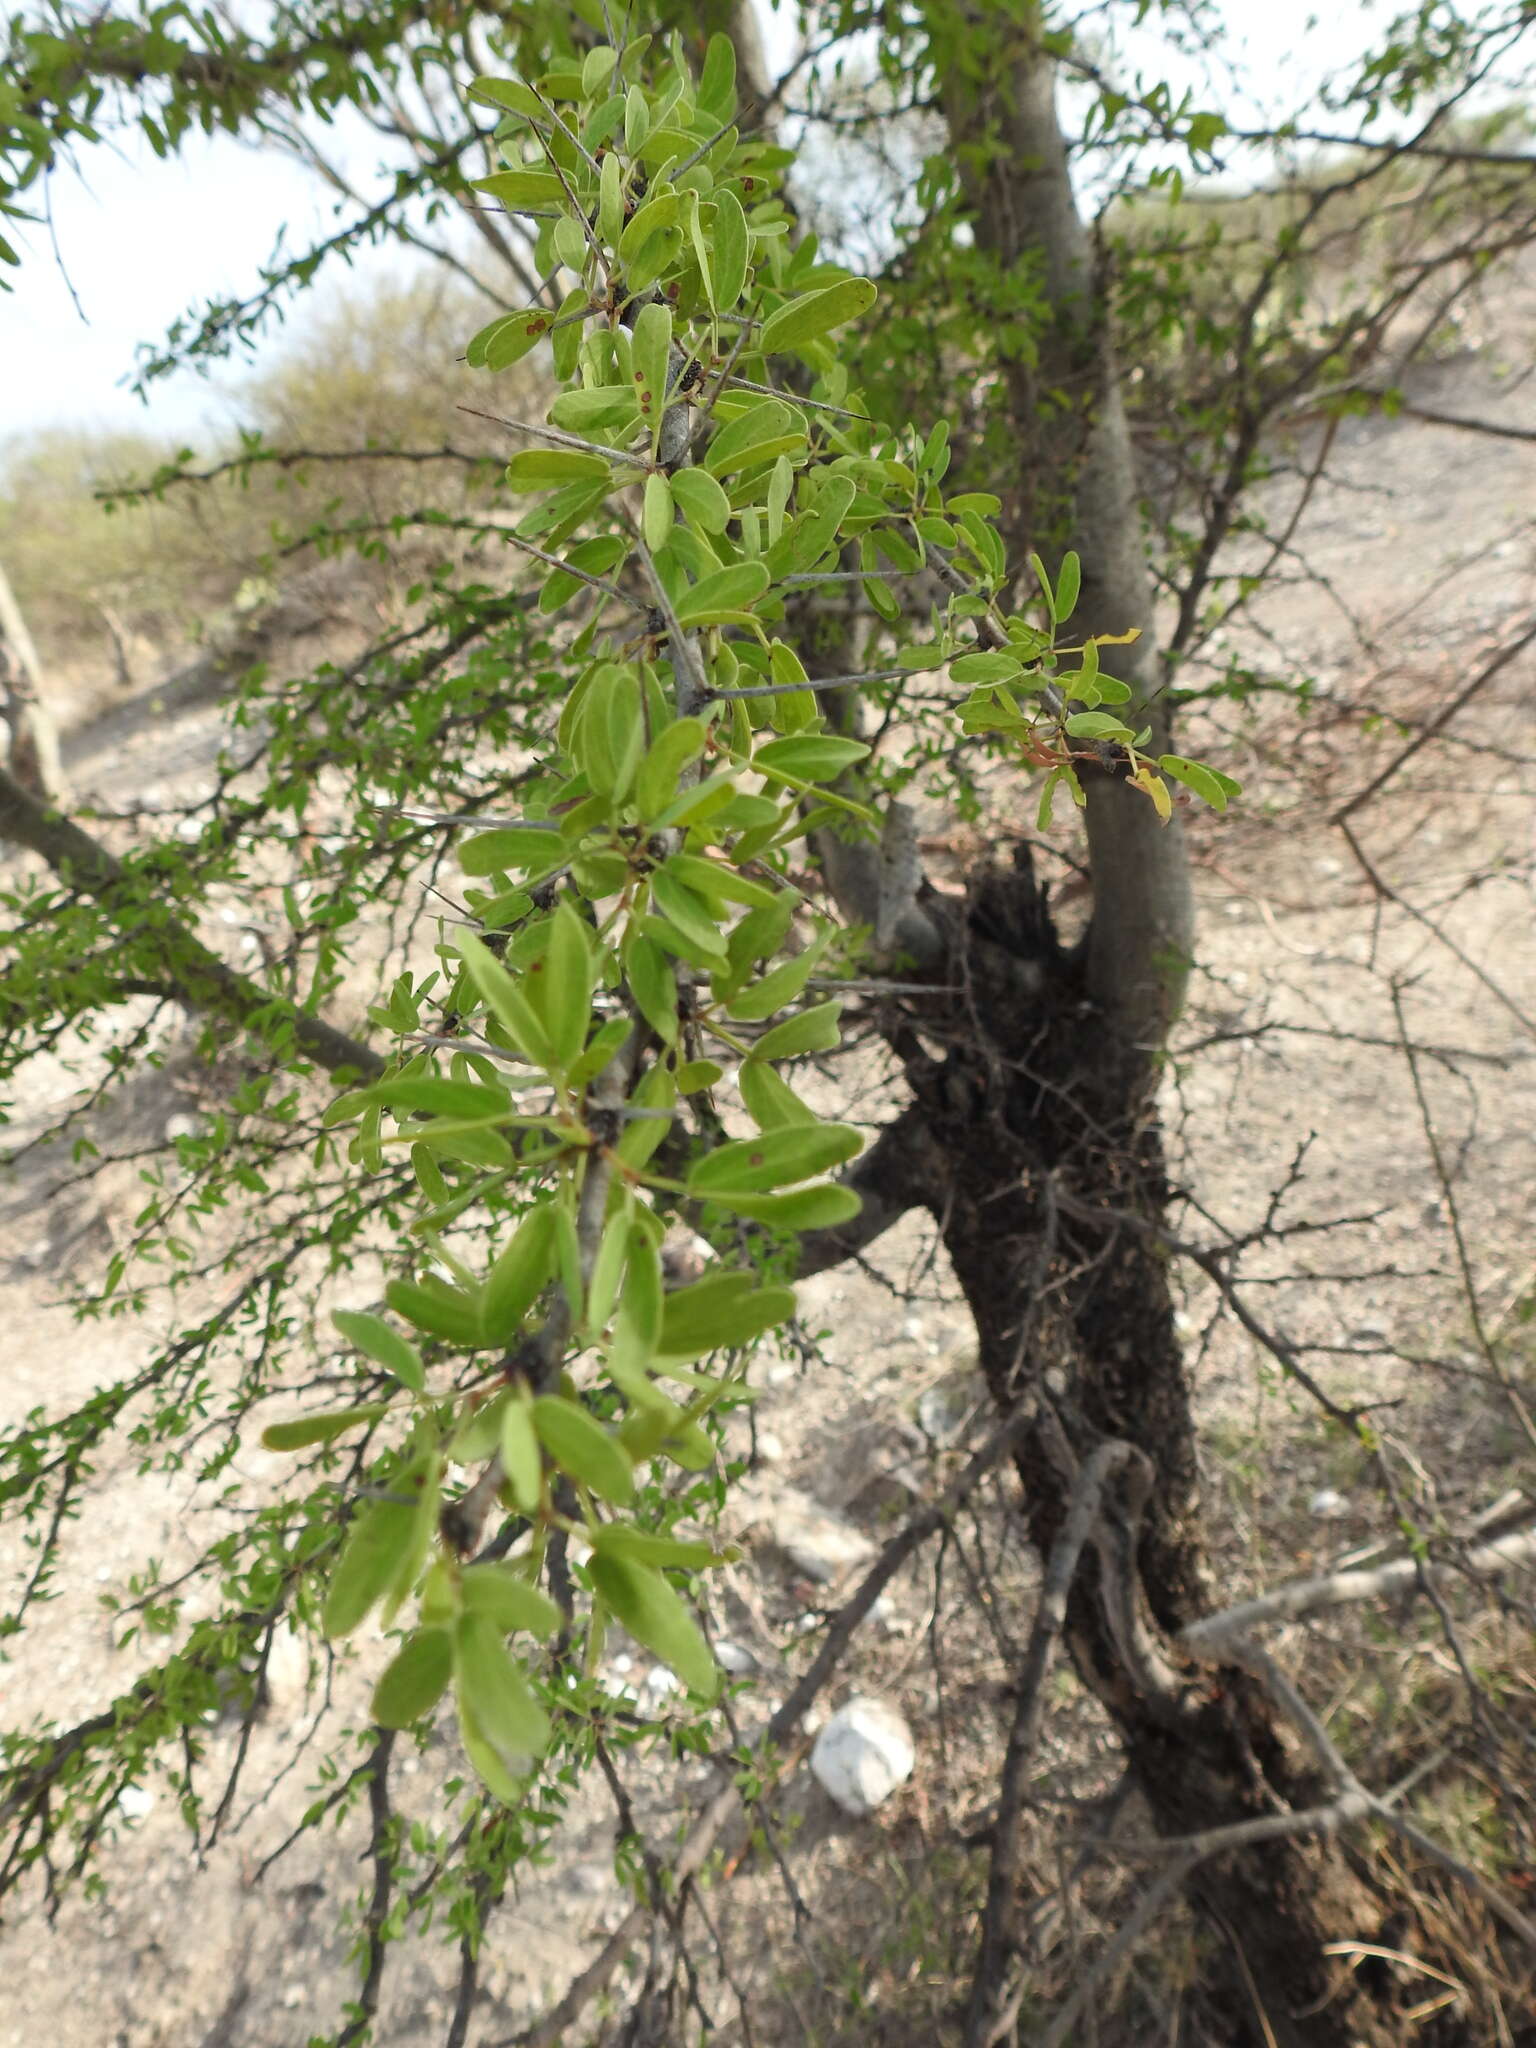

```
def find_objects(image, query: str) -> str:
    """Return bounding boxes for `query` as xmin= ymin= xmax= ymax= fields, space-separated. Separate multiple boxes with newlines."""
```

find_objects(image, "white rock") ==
xmin=811 ymin=1699 xmax=915 ymax=1817
xmin=117 ymin=1784 xmax=155 ymax=1820
xmin=263 ymin=1619 xmax=311 ymax=1716
xmin=642 ymin=1665 xmax=681 ymax=1702
xmin=1309 ymin=1487 xmax=1348 ymax=1518
xmin=716 ymin=1639 xmax=757 ymax=1674
xmin=755 ymin=1430 xmax=785 ymax=1464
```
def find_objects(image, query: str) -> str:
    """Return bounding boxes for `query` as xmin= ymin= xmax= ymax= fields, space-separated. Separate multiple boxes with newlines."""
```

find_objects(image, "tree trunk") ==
xmin=923 ymin=11 xmax=1448 ymax=2041
xmin=0 ymin=560 xmax=64 ymax=805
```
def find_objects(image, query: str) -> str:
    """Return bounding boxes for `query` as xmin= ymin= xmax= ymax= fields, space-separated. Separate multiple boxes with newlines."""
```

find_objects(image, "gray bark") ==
xmin=941 ymin=17 xmax=1194 ymax=1048
xmin=0 ymin=560 xmax=65 ymax=805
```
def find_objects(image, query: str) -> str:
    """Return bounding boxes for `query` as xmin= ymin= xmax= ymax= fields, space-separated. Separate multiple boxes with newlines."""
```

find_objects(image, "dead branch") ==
xmin=1182 ymin=1523 xmax=1536 ymax=1648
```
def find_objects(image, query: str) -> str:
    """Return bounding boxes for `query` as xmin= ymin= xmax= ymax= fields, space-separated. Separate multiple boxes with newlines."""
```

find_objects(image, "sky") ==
xmin=0 ymin=1 xmax=1436 ymax=447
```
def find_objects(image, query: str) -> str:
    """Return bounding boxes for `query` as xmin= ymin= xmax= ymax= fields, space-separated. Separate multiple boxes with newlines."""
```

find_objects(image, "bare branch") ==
xmin=1183 ymin=1524 xmax=1536 ymax=1649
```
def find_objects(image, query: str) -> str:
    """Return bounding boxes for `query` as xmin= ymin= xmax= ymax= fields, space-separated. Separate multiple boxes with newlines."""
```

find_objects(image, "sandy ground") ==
xmin=2 ymin=277 xmax=1534 ymax=2046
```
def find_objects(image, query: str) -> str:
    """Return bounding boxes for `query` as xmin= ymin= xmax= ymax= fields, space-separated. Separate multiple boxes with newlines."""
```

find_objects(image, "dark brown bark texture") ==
xmin=882 ymin=865 xmax=1431 ymax=2048
xmin=837 ymin=9 xmax=1478 ymax=2042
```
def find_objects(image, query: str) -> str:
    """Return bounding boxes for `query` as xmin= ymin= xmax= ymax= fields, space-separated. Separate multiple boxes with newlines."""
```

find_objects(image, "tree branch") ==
xmin=1182 ymin=1523 xmax=1536 ymax=1651
xmin=0 ymin=763 xmax=381 ymax=1079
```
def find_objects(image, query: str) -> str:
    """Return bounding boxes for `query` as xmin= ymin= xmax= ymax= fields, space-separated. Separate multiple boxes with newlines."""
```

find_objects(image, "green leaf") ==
xmin=366 ymin=1076 xmax=510 ymax=1120
xmin=624 ymin=85 xmax=650 ymax=152
xmin=473 ymin=169 xmax=564 ymax=211
xmin=632 ymin=299 xmax=672 ymax=427
xmin=623 ymin=932 xmax=679 ymax=1042
xmin=703 ymin=401 xmax=805 ymax=477
xmin=466 ymin=307 xmax=555 ymax=370
xmin=643 ymin=469 xmax=674 ymax=551
xmin=658 ymin=1274 xmax=796 ymax=1360
xmin=739 ymin=1059 xmax=816 ymax=1130
xmin=757 ymin=277 xmax=877 ymax=356
xmin=323 ymin=1496 xmax=418 ymax=1639
xmin=1054 ymin=550 xmax=1081 ymax=623
xmin=460 ymin=1563 xmax=563 ymax=1637
xmin=781 ymin=473 xmax=856 ymax=572
xmin=710 ymin=188 xmax=749 ymax=312
xmin=615 ymin=1063 xmax=676 ymax=1171
xmin=1063 ymin=711 xmax=1133 ymax=741
xmin=623 ymin=1219 xmax=664 ymax=1352
xmin=648 ymin=868 xmax=728 ymax=958
xmin=457 ymin=931 xmax=555 ymax=1068
xmin=753 ymin=734 xmax=869 ymax=782
xmin=663 ymin=852 xmax=782 ymax=910
xmin=458 ymin=1693 xmax=524 ymax=1804
xmin=468 ymin=76 xmax=544 ymax=119
xmin=698 ymin=1184 xmax=862 ymax=1230
xmin=454 ymin=1614 xmax=551 ymax=1763
xmin=459 ymin=826 xmax=564 ymax=875
xmin=498 ymin=1390 xmax=544 ymax=1511
xmin=332 ymin=1311 xmax=425 ymax=1394
xmin=592 ymin=1524 xmax=721 ymax=1570
xmin=748 ymin=999 xmax=843 ymax=1062
xmin=582 ymin=43 xmax=617 ymax=96
xmin=1159 ymin=755 xmax=1242 ymax=811
xmin=686 ymin=1123 xmax=862 ymax=1195
xmin=618 ymin=191 xmax=679 ymax=263
xmin=538 ymin=900 xmax=595 ymax=1068
xmin=372 ymin=1629 xmax=453 ymax=1728
xmin=697 ymin=32 xmax=737 ymax=122
xmin=553 ymin=212 xmax=589 ymax=271
xmin=506 ymin=449 xmax=612 ymax=491
xmin=485 ymin=307 xmax=560 ymax=371
xmin=567 ymin=661 xmax=645 ymax=802
xmin=587 ymin=1201 xmax=632 ymax=1334
xmin=686 ymin=189 xmax=715 ymax=310
xmin=669 ymin=466 xmax=731 ymax=535
xmin=673 ymin=561 xmax=770 ymax=627
xmin=408 ymin=1122 xmax=514 ymax=1171
xmin=386 ymin=1277 xmax=483 ymax=1348
xmin=481 ymin=1204 xmax=557 ymax=1344
xmin=950 ymin=651 xmax=1025 ymax=685
xmin=260 ymin=1403 xmax=390 ymax=1452
xmin=549 ymin=384 xmax=640 ymax=434
xmin=450 ymin=1389 xmax=511 ymax=1464
xmin=532 ymin=1395 xmax=635 ymax=1504
xmin=722 ymin=939 xmax=824 ymax=1021
xmin=650 ymin=765 xmax=741 ymax=830
xmin=636 ymin=717 xmax=709 ymax=818
xmin=589 ymin=1553 xmax=717 ymax=1698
